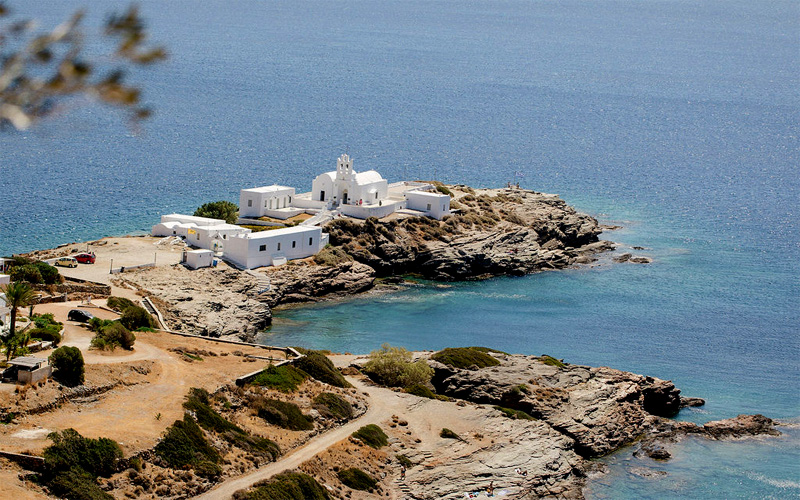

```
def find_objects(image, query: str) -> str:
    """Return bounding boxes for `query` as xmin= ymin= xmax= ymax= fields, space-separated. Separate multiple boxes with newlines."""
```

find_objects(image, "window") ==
xmin=223 ymin=234 xmax=227 ymax=239
xmin=289 ymin=196 xmax=292 ymax=203
xmin=277 ymin=242 xmax=281 ymax=251
xmin=265 ymin=200 xmax=268 ymax=207
xmin=292 ymin=241 xmax=296 ymax=248
xmin=247 ymin=199 xmax=252 ymax=207
xmin=259 ymin=244 xmax=266 ymax=252
xmin=309 ymin=237 xmax=313 ymax=245
xmin=427 ymin=203 xmax=431 ymax=211
xmin=196 ymin=233 xmax=200 ymax=240
xmin=375 ymin=193 xmax=378 ymax=199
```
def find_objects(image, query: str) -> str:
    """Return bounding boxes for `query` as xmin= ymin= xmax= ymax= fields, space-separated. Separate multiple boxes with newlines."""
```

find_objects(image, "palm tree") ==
xmin=1 ymin=281 xmax=35 ymax=360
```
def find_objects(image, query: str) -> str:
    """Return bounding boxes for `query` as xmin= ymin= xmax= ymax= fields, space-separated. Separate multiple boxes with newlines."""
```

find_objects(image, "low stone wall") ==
xmin=32 ymin=281 xmax=111 ymax=297
xmin=0 ymin=451 xmax=45 ymax=471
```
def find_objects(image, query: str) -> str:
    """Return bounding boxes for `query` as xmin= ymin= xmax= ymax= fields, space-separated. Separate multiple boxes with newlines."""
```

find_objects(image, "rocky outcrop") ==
xmin=119 ymin=266 xmax=270 ymax=341
xmin=325 ymin=188 xmax=610 ymax=280
xmin=428 ymin=354 xmax=684 ymax=457
xmin=259 ymin=260 xmax=375 ymax=306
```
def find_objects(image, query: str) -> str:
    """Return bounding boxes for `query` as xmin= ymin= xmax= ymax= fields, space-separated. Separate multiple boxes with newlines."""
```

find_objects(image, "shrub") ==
xmin=494 ymin=406 xmax=536 ymax=420
xmin=90 ymin=321 xmax=135 ymax=350
xmin=222 ymin=430 xmax=280 ymax=462
xmin=250 ymin=364 xmax=308 ymax=392
xmin=337 ymin=468 xmax=377 ymax=491
xmin=47 ymin=466 xmax=113 ymax=500
xmin=194 ymin=200 xmax=238 ymax=224
xmin=105 ymin=296 xmax=137 ymax=312
xmin=242 ymin=472 xmax=330 ymax=500
xmin=9 ymin=261 xmax=61 ymax=285
xmin=293 ymin=352 xmax=352 ymax=388
xmin=431 ymin=347 xmax=501 ymax=369
xmin=256 ymin=399 xmax=314 ymax=431
xmin=43 ymin=428 xmax=123 ymax=478
xmin=50 ymin=346 xmax=84 ymax=386
xmin=313 ymin=392 xmax=354 ymax=420
xmin=351 ymin=424 xmax=388 ymax=449
xmin=154 ymin=414 xmax=219 ymax=469
xmin=10 ymin=264 xmax=42 ymax=284
xmin=312 ymin=246 xmax=353 ymax=266
xmin=435 ymin=185 xmax=453 ymax=197
xmin=184 ymin=388 xmax=243 ymax=434
xmin=404 ymin=384 xmax=448 ymax=401
xmin=362 ymin=344 xmax=433 ymax=388
xmin=29 ymin=316 xmax=63 ymax=346
xmin=540 ymin=355 xmax=566 ymax=368
xmin=440 ymin=428 xmax=462 ymax=440
xmin=396 ymin=454 xmax=413 ymax=469
xmin=119 ymin=305 xmax=154 ymax=331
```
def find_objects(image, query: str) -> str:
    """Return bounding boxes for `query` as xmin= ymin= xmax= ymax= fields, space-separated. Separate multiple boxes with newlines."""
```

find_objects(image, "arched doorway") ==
xmin=342 ymin=190 xmax=349 ymax=205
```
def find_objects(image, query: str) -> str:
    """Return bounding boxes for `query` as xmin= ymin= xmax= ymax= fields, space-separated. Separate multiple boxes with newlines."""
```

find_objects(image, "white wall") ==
xmin=339 ymin=199 xmax=404 ymax=219
xmin=225 ymin=226 xmax=325 ymax=269
xmin=405 ymin=191 xmax=451 ymax=220
xmin=312 ymin=173 xmax=335 ymax=203
xmin=240 ymin=187 xmax=296 ymax=218
xmin=193 ymin=225 xmax=251 ymax=251
xmin=162 ymin=214 xmax=225 ymax=226
xmin=186 ymin=250 xmax=214 ymax=269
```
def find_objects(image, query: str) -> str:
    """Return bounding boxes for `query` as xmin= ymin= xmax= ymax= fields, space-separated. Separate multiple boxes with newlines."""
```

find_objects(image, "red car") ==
xmin=74 ymin=252 xmax=96 ymax=264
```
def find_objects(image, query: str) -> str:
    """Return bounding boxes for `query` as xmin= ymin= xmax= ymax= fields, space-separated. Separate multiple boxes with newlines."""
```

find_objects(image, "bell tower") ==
xmin=336 ymin=153 xmax=355 ymax=181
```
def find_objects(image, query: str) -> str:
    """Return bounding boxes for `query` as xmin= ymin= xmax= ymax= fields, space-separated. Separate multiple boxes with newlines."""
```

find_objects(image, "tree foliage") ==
xmin=194 ymin=200 xmax=239 ymax=224
xmin=50 ymin=345 xmax=85 ymax=386
xmin=0 ymin=3 xmax=166 ymax=130
xmin=362 ymin=343 xmax=433 ymax=388
xmin=1 ymin=281 xmax=36 ymax=359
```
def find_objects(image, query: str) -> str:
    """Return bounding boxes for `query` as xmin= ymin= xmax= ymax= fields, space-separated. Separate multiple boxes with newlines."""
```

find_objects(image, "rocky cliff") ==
xmin=120 ymin=186 xmax=615 ymax=340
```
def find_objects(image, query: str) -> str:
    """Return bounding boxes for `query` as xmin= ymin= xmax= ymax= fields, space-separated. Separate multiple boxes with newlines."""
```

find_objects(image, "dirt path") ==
xmin=197 ymin=377 xmax=406 ymax=499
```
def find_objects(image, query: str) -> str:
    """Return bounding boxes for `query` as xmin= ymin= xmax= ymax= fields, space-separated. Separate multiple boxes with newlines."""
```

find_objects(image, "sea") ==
xmin=1 ymin=0 xmax=798 ymax=497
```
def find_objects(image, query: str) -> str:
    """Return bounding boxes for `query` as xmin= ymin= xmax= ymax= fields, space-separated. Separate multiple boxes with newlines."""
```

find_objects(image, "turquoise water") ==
xmin=1 ymin=0 xmax=798 ymax=497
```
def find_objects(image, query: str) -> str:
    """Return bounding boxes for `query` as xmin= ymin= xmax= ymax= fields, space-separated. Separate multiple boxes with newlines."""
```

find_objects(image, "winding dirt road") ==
xmin=197 ymin=377 xmax=407 ymax=499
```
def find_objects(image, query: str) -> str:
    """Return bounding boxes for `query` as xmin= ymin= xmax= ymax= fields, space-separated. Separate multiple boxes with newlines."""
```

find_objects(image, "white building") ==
xmin=184 ymin=249 xmax=215 ymax=269
xmin=239 ymin=185 xmax=304 ymax=220
xmin=152 ymin=214 xmax=250 ymax=252
xmin=311 ymin=154 xmax=389 ymax=206
xmin=0 ymin=289 xmax=10 ymax=337
xmin=224 ymin=226 xmax=328 ymax=270
xmin=405 ymin=190 xmax=451 ymax=219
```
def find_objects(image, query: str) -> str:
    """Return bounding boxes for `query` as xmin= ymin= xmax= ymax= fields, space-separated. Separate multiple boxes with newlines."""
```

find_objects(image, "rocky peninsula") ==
xmin=114 ymin=185 xmax=627 ymax=341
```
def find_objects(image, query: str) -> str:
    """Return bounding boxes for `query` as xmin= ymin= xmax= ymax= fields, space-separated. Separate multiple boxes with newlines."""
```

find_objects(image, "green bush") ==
xmin=396 ymin=454 xmax=413 ymax=469
xmin=362 ymin=344 xmax=433 ymax=388
xmin=540 ymin=355 xmax=566 ymax=368
xmin=184 ymin=388 xmax=243 ymax=434
xmin=29 ymin=325 xmax=62 ymax=346
xmin=337 ymin=468 xmax=377 ymax=491
xmin=9 ymin=261 xmax=61 ymax=285
xmin=256 ymin=399 xmax=314 ymax=431
xmin=222 ymin=430 xmax=280 ymax=462
xmin=312 ymin=392 xmax=354 ymax=420
xmin=90 ymin=321 xmax=135 ymax=351
xmin=194 ymin=200 xmax=238 ymax=224
xmin=43 ymin=428 xmax=122 ymax=478
xmin=250 ymin=364 xmax=308 ymax=392
xmin=50 ymin=346 xmax=84 ymax=386
xmin=440 ymin=428 xmax=461 ymax=440
xmin=404 ymin=384 xmax=448 ymax=401
xmin=105 ymin=296 xmax=137 ymax=312
xmin=494 ymin=406 xmax=536 ymax=421
xmin=312 ymin=246 xmax=353 ymax=266
xmin=241 ymin=472 xmax=330 ymax=500
xmin=435 ymin=185 xmax=453 ymax=197
xmin=294 ymin=352 xmax=352 ymax=388
xmin=154 ymin=414 xmax=220 ymax=469
xmin=431 ymin=347 xmax=502 ymax=369
xmin=47 ymin=466 xmax=113 ymax=500
xmin=351 ymin=424 xmax=388 ymax=449
xmin=119 ymin=305 xmax=154 ymax=331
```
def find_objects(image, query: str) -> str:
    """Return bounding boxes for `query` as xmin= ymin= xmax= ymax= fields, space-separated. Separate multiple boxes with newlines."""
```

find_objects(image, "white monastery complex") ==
xmin=152 ymin=154 xmax=450 ymax=270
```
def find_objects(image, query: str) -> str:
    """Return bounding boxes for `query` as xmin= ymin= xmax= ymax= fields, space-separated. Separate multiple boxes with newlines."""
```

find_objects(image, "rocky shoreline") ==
xmin=116 ymin=186 xmax=646 ymax=341
xmin=345 ymin=351 xmax=781 ymax=499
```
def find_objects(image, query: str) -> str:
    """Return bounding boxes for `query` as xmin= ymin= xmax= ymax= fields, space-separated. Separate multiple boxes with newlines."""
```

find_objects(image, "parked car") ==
xmin=74 ymin=252 xmax=96 ymax=264
xmin=55 ymin=257 xmax=78 ymax=268
xmin=68 ymin=309 xmax=94 ymax=322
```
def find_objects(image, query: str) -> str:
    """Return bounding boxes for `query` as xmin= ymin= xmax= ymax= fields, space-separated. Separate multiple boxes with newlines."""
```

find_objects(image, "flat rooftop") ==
xmin=240 ymin=225 xmax=321 ymax=239
xmin=242 ymin=185 xmax=295 ymax=194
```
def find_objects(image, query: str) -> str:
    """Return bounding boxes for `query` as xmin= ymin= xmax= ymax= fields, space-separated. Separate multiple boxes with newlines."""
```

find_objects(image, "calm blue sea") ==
xmin=1 ymin=0 xmax=798 ymax=497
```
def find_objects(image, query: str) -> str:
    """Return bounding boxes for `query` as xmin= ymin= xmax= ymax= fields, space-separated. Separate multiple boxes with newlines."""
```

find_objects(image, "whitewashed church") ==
xmin=153 ymin=154 xmax=450 ymax=269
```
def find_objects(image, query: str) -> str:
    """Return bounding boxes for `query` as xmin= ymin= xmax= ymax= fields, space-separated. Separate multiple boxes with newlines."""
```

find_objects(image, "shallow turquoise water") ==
xmin=1 ymin=0 xmax=798 ymax=496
